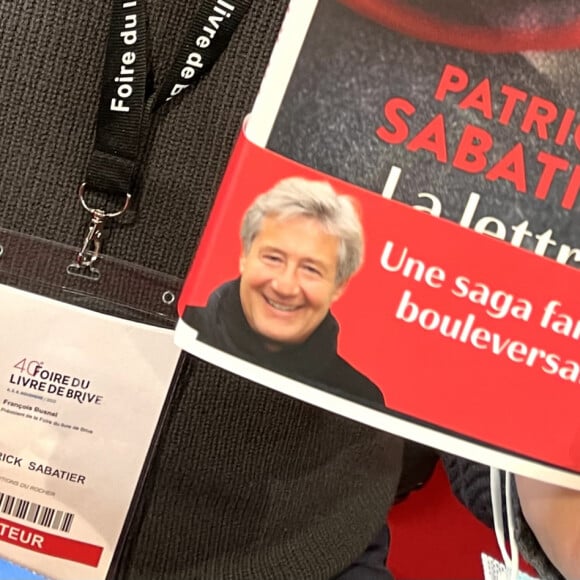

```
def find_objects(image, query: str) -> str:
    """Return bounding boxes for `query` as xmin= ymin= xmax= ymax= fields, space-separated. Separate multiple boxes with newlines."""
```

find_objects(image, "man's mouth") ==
xmin=264 ymin=296 xmax=302 ymax=312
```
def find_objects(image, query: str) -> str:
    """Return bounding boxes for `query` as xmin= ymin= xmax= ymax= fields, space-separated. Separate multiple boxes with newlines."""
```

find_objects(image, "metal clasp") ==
xmin=75 ymin=182 xmax=131 ymax=269
xmin=76 ymin=208 xmax=106 ymax=268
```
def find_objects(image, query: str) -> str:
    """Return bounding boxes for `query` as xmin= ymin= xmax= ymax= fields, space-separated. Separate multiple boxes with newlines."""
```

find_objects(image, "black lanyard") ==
xmin=76 ymin=0 xmax=251 ymax=269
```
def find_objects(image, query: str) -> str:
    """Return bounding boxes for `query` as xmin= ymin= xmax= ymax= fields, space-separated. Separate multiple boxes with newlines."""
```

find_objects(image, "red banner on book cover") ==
xmin=176 ymin=128 xmax=580 ymax=490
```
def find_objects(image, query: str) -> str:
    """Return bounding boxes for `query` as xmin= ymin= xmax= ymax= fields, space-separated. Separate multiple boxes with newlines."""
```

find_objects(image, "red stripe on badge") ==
xmin=0 ymin=517 xmax=103 ymax=567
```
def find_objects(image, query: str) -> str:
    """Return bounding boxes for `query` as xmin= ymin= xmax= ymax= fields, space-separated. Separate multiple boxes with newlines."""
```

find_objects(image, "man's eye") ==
xmin=302 ymin=265 xmax=321 ymax=276
xmin=263 ymin=254 xmax=282 ymax=263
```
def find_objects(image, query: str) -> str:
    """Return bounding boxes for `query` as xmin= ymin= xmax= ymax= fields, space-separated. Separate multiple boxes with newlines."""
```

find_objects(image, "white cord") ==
xmin=490 ymin=467 xmax=520 ymax=580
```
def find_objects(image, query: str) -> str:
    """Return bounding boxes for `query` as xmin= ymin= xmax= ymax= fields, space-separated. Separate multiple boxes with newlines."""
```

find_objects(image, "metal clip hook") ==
xmin=74 ymin=183 xmax=131 ymax=270
xmin=76 ymin=209 xmax=106 ymax=268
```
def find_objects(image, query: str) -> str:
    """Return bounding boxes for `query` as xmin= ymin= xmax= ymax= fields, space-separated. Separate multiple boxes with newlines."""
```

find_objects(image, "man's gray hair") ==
xmin=241 ymin=177 xmax=364 ymax=285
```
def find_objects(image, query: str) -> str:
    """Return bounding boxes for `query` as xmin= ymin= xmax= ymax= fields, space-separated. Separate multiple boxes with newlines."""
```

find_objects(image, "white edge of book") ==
xmin=246 ymin=0 xmax=318 ymax=147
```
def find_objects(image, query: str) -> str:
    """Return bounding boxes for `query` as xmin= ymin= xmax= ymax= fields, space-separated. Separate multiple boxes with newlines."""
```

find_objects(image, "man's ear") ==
xmin=331 ymin=281 xmax=347 ymax=303
xmin=239 ymin=253 xmax=247 ymax=275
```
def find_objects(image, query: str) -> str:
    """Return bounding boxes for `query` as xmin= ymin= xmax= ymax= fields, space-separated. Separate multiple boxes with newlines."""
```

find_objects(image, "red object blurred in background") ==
xmin=387 ymin=461 xmax=537 ymax=579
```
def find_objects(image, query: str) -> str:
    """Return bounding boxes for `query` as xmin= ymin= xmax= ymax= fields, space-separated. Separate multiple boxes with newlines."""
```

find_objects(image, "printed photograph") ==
xmin=182 ymin=176 xmax=385 ymax=406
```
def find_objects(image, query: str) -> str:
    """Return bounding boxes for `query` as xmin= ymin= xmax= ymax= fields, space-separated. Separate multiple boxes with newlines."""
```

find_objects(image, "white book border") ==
xmin=246 ymin=0 xmax=318 ymax=147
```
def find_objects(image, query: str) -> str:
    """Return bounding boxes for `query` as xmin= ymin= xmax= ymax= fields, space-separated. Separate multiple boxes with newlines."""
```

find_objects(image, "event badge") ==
xmin=0 ymin=284 xmax=181 ymax=580
xmin=0 ymin=0 xmax=256 ymax=576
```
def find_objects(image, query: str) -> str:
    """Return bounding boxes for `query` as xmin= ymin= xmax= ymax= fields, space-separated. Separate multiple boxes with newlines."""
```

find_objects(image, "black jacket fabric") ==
xmin=184 ymin=279 xmax=385 ymax=406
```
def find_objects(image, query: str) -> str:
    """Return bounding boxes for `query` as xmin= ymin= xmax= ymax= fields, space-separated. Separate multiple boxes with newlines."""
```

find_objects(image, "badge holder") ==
xmin=0 ymin=227 xmax=184 ymax=580
xmin=0 ymin=227 xmax=182 ymax=328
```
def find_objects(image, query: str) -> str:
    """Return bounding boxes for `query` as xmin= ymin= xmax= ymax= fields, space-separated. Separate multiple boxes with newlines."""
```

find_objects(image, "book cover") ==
xmin=176 ymin=0 xmax=580 ymax=489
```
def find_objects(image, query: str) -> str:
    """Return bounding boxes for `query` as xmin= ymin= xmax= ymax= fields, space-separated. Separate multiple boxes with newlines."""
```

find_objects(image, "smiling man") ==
xmin=183 ymin=176 xmax=384 ymax=406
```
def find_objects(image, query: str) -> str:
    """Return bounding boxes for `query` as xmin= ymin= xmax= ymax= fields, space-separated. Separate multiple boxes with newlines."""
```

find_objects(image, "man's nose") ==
xmin=271 ymin=266 xmax=300 ymax=296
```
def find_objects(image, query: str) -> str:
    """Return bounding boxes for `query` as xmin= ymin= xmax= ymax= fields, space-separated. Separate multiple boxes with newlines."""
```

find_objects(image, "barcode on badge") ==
xmin=0 ymin=493 xmax=74 ymax=533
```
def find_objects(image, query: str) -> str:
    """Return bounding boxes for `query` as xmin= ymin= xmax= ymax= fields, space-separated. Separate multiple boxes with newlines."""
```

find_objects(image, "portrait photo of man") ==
xmin=183 ymin=176 xmax=384 ymax=406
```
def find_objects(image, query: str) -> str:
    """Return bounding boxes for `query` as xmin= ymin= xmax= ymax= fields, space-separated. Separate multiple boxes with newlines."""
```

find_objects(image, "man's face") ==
xmin=239 ymin=214 xmax=346 ymax=347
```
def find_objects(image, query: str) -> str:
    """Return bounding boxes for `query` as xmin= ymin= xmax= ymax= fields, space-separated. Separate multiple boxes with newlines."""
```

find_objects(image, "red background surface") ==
xmin=387 ymin=461 xmax=537 ymax=579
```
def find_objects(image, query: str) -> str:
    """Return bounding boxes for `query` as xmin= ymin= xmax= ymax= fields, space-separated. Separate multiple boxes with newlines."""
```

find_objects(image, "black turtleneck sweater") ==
xmin=183 ymin=279 xmax=385 ymax=406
